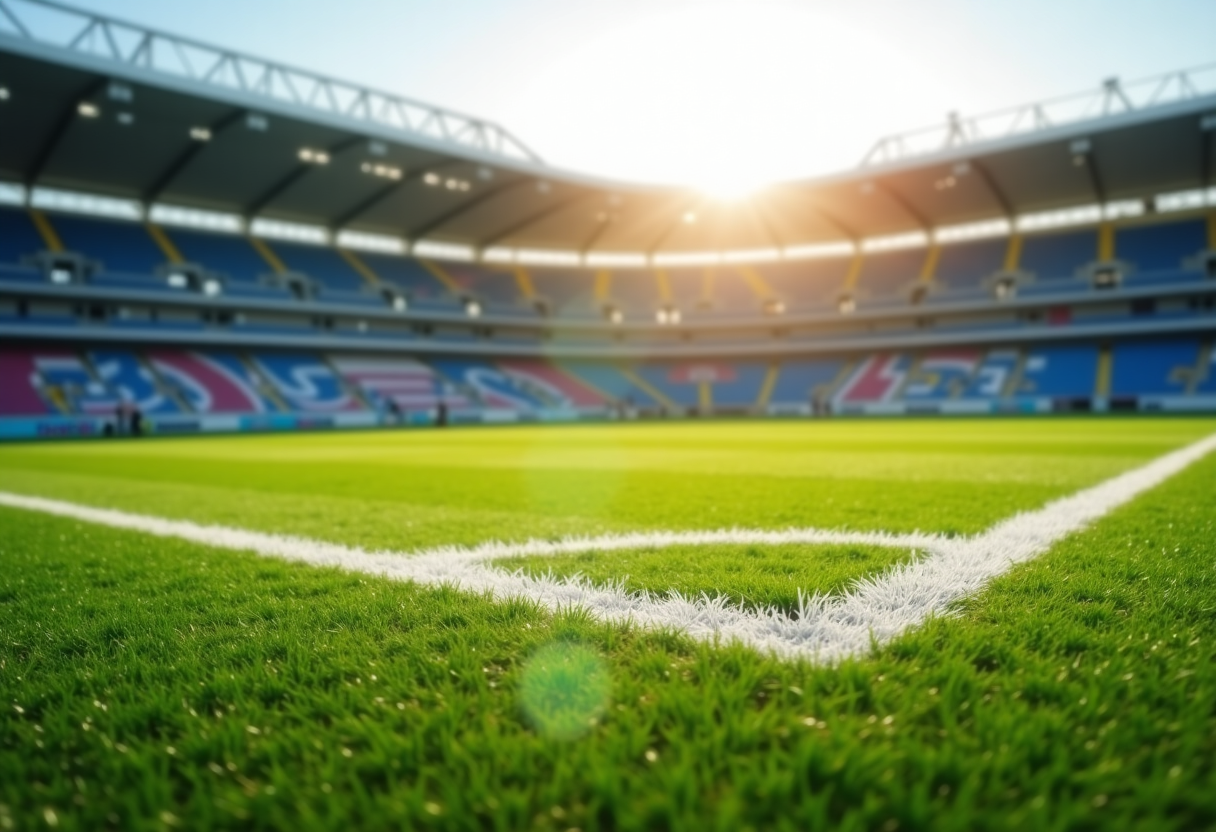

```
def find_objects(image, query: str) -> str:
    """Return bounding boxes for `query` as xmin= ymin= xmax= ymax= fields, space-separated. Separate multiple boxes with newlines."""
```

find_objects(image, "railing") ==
xmin=862 ymin=63 xmax=1216 ymax=167
xmin=0 ymin=0 xmax=543 ymax=163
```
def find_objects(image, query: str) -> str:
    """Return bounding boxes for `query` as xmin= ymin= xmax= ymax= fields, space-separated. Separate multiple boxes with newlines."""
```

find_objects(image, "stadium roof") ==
xmin=2 ymin=0 xmax=1215 ymax=264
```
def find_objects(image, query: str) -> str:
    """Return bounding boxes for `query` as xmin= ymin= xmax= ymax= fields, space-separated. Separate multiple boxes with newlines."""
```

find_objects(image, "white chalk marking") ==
xmin=2 ymin=431 xmax=1213 ymax=663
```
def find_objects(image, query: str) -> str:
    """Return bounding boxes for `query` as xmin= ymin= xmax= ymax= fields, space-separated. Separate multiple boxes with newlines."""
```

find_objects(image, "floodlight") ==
xmin=0 ymin=87 xmax=10 ymax=101
xmin=190 ymin=126 xmax=211 ymax=141
xmin=50 ymin=268 xmax=72 ymax=284
xmin=78 ymin=102 xmax=99 ymax=118
xmin=838 ymin=295 xmax=856 ymax=315
xmin=656 ymin=309 xmax=669 ymax=324
xmin=166 ymin=273 xmax=189 ymax=289
xmin=392 ymin=295 xmax=407 ymax=312
xmin=202 ymin=279 xmax=222 ymax=296
xmin=465 ymin=299 xmax=482 ymax=318
xmin=117 ymin=112 xmax=134 ymax=126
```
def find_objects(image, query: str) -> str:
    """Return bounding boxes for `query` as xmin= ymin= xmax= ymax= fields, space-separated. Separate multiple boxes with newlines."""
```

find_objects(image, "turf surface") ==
xmin=2 ymin=418 xmax=1216 ymax=830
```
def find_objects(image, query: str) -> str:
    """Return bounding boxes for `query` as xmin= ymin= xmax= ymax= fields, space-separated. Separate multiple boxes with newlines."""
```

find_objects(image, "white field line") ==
xmin=1 ymin=431 xmax=1214 ymax=663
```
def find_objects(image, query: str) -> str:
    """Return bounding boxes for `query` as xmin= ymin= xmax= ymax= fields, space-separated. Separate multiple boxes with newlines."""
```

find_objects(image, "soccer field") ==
xmin=2 ymin=418 xmax=1216 ymax=830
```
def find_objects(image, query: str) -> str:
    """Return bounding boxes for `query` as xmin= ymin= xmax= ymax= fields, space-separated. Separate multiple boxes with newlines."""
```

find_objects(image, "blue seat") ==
xmin=52 ymin=214 xmax=165 ymax=274
xmin=0 ymin=208 xmax=46 ymax=264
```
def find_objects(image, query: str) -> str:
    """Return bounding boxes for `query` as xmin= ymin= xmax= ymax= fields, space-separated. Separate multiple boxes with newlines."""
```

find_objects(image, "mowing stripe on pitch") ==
xmin=2 ymin=431 xmax=1214 ymax=663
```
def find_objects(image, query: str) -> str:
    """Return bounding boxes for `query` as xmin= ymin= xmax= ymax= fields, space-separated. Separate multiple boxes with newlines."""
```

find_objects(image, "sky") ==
xmin=33 ymin=0 xmax=1216 ymax=192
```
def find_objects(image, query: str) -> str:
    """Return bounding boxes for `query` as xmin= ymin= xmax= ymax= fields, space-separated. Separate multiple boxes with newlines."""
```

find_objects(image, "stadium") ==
xmin=1 ymin=0 xmax=1215 ymax=828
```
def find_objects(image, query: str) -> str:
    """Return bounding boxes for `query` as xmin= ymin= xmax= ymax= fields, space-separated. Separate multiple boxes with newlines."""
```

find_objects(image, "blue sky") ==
xmin=51 ymin=0 xmax=1216 ymax=188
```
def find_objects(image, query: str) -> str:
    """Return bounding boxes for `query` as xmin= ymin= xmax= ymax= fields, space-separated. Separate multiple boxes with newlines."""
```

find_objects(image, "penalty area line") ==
xmin=0 ymin=431 xmax=1213 ymax=663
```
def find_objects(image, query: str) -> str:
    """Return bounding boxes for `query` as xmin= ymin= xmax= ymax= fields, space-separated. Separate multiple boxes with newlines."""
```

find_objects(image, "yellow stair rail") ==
xmin=29 ymin=210 xmax=63 ymax=252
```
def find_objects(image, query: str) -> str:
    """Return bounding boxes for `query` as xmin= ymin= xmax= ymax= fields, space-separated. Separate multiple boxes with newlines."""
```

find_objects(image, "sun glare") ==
xmin=507 ymin=1 xmax=949 ymax=186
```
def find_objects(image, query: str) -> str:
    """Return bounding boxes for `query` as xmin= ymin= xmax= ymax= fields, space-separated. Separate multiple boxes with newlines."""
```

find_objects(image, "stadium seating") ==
xmin=961 ymin=350 xmax=1020 ymax=399
xmin=0 ymin=208 xmax=46 ymax=265
xmin=1017 ymin=344 xmax=1098 ymax=397
xmin=356 ymin=254 xmax=462 ymax=310
xmin=707 ymin=362 xmax=768 ymax=408
xmin=768 ymin=359 xmax=847 ymax=405
xmin=529 ymin=269 xmax=598 ymax=317
xmin=901 ymin=351 xmax=984 ymax=400
xmin=250 ymin=354 xmax=365 ymax=412
xmin=1110 ymin=340 xmax=1196 ymax=396
xmin=1116 ymin=218 xmax=1208 ymax=276
xmin=149 ymin=351 xmax=275 ymax=413
xmin=166 ymin=228 xmax=276 ymax=285
xmin=6 ymin=338 xmax=1216 ymax=421
xmin=607 ymin=270 xmax=659 ymax=317
xmin=0 ymin=350 xmax=55 ymax=415
xmin=267 ymin=240 xmax=367 ymax=293
xmin=763 ymin=259 xmax=849 ymax=311
xmin=857 ymin=250 xmax=923 ymax=299
xmin=51 ymin=214 xmax=165 ymax=276
xmin=934 ymin=239 xmax=1006 ymax=291
xmin=90 ymin=349 xmax=181 ymax=413
xmin=1019 ymin=229 xmax=1095 ymax=282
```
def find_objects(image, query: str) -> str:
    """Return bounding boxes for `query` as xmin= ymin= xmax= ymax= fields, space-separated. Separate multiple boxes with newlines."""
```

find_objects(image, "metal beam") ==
xmin=0 ymin=0 xmax=543 ymax=164
xmin=1079 ymin=150 xmax=1107 ymax=204
xmin=646 ymin=198 xmax=705 ymax=255
xmin=805 ymin=201 xmax=860 ymax=243
xmin=330 ymin=159 xmax=462 ymax=229
xmin=405 ymin=177 xmax=529 ymax=241
xmin=478 ymin=192 xmax=593 ymax=249
xmin=143 ymin=108 xmax=244 ymax=202
xmin=748 ymin=201 xmax=786 ymax=251
xmin=245 ymin=136 xmax=361 ymax=216
xmin=873 ymin=181 xmax=931 ymax=232
xmin=968 ymin=160 xmax=1014 ymax=218
xmin=24 ymin=77 xmax=107 ymax=186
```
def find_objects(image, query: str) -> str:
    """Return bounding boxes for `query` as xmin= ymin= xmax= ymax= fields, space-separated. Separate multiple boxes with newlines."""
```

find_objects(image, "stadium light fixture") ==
xmin=392 ymin=295 xmax=408 ymax=312
xmin=245 ymin=114 xmax=269 ymax=131
xmin=166 ymin=273 xmax=190 ymax=289
xmin=361 ymin=162 xmax=402 ymax=180
xmin=837 ymin=295 xmax=856 ymax=315
xmin=190 ymin=127 xmax=211 ymax=142
xmin=763 ymin=298 xmax=786 ymax=316
xmin=423 ymin=172 xmax=441 ymax=187
xmin=49 ymin=268 xmax=72 ymax=284
xmin=656 ymin=308 xmax=669 ymax=325
xmin=464 ymin=298 xmax=482 ymax=318
xmin=202 ymin=278 xmax=223 ymax=296
xmin=78 ymin=102 xmax=99 ymax=118
xmin=299 ymin=148 xmax=329 ymax=165
xmin=117 ymin=112 xmax=134 ymax=126
xmin=0 ymin=87 xmax=9 ymax=101
xmin=609 ymin=309 xmax=623 ymax=325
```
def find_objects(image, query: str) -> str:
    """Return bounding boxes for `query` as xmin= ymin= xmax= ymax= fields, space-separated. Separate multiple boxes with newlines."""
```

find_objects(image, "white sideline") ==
xmin=2 ymin=431 xmax=1214 ymax=663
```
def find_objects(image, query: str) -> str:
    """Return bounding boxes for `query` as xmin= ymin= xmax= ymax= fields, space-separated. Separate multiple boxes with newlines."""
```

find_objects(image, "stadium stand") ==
xmin=251 ymin=354 xmax=365 ymax=412
xmin=90 ymin=349 xmax=181 ymax=413
xmin=52 ymin=214 xmax=165 ymax=276
xmin=1110 ymin=340 xmax=1196 ymax=397
xmin=763 ymin=259 xmax=849 ymax=311
xmin=856 ymin=250 xmax=923 ymax=300
xmin=0 ymin=208 xmax=47 ymax=266
xmin=1017 ymin=344 xmax=1099 ymax=398
xmin=2 ymin=8 xmax=1214 ymax=438
xmin=934 ymin=239 xmax=1007 ymax=292
xmin=1116 ymin=219 xmax=1208 ymax=278
xmin=1019 ymin=229 xmax=1096 ymax=282
xmin=529 ymin=269 xmax=598 ymax=317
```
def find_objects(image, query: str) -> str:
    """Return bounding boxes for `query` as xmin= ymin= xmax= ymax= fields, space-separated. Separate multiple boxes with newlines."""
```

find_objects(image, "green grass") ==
xmin=2 ymin=418 xmax=1216 ymax=830
xmin=492 ymin=542 xmax=916 ymax=611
